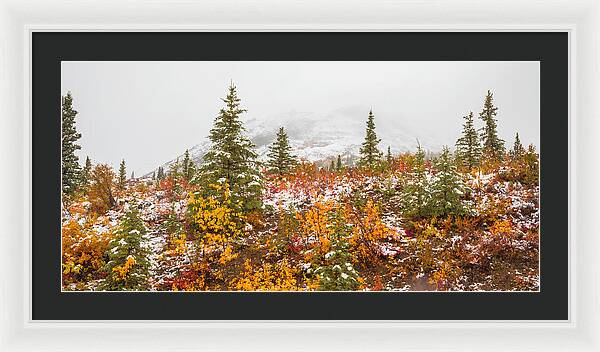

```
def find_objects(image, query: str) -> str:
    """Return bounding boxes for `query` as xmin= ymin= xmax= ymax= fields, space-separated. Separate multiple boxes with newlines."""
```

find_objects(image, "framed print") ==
xmin=33 ymin=32 xmax=564 ymax=320
xmin=1 ymin=0 xmax=598 ymax=351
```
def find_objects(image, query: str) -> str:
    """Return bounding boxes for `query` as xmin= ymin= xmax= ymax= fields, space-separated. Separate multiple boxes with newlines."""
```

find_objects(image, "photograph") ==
xmin=60 ymin=61 xmax=540 ymax=292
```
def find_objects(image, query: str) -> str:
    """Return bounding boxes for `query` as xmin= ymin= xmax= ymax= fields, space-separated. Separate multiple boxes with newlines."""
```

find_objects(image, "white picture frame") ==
xmin=1 ymin=0 xmax=597 ymax=350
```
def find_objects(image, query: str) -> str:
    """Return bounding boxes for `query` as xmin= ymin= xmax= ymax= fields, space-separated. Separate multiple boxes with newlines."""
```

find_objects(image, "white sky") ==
xmin=61 ymin=61 xmax=540 ymax=175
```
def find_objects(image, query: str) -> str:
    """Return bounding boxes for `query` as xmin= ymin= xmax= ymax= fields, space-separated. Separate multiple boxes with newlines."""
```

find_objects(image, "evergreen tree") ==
xmin=523 ymin=144 xmax=540 ymax=185
xmin=386 ymin=146 xmax=393 ymax=165
xmin=131 ymin=171 xmax=135 ymax=179
xmin=358 ymin=109 xmax=383 ymax=168
xmin=152 ymin=171 xmax=156 ymax=180
xmin=157 ymin=167 xmax=165 ymax=181
xmin=169 ymin=158 xmax=180 ymax=179
xmin=100 ymin=206 xmax=150 ymax=291
xmin=181 ymin=149 xmax=196 ymax=182
xmin=401 ymin=144 xmax=430 ymax=219
xmin=336 ymin=155 xmax=343 ymax=171
xmin=266 ymin=127 xmax=297 ymax=176
xmin=61 ymin=92 xmax=82 ymax=196
xmin=428 ymin=146 xmax=469 ymax=217
xmin=80 ymin=156 xmax=92 ymax=188
xmin=510 ymin=132 xmax=526 ymax=159
xmin=455 ymin=111 xmax=481 ymax=171
xmin=310 ymin=210 xmax=360 ymax=291
xmin=198 ymin=83 xmax=263 ymax=212
xmin=479 ymin=90 xmax=505 ymax=162
xmin=118 ymin=159 xmax=127 ymax=190
xmin=329 ymin=159 xmax=335 ymax=172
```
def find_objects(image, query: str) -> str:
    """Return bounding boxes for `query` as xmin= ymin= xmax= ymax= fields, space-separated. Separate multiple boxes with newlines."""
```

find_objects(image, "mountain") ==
xmin=144 ymin=108 xmax=443 ymax=177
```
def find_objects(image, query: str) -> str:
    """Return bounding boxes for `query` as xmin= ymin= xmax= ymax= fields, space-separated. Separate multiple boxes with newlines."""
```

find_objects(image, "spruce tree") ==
xmin=199 ymin=83 xmax=263 ymax=212
xmin=131 ymin=171 xmax=135 ymax=179
xmin=81 ymin=156 xmax=92 ymax=188
xmin=182 ymin=149 xmax=196 ymax=182
xmin=428 ymin=146 xmax=469 ymax=217
xmin=479 ymin=90 xmax=505 ymax=162
xmin=401 ymin=144 xmax=430 ymax=219
xmin=329 ymin=159 xmax=335 ymax=172
xmin=386 ymin=146 xmax=393 ymax=165
xmin=169 ymin=158 xmax=180 ymax=179
xmin=358 ymin=109 xmax=382 ymax=168
xmin=266 ymin=126 xmax=297 ymax=176
xmin=523 ymin=144 xmax=539 ymax=185
xmin=61 ymin=92 xmax=82 ymax=196
xmin=310 ymin=210 xmax=360 ymax=291
xmin=157 ymin=166 xmax=165 ymax=181
xmin=118 ymin=159 xmax=127 ymax=190
xmin=455 ymin=111 xmax=481 ymax=171
xmin=101 ymin=206 xmax=150 ymax=291
xmin=336 ymin=154 xmax=343 ymax=171
xmin=510 ymin=132 xmax=526 ymax=159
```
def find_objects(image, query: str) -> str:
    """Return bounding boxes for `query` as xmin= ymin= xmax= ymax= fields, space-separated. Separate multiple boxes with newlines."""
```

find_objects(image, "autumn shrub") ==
xmin=62 ymin=219 xmax=112 ymax=287
xmin=187 ymin=183 xmax=244 ymax=264
xmin=231 ymin=259 xmax=299 ymax=291
xmin=274 ymin=205 xmax=300 ymax=254
xmin=344 ymin=199 xmax=394 ymax=267
xmin=167 ymin=262 xmax=210 ymax=291
xmin=498 ymin=159 xmax=539 ymax=187
xmin=295 ymin=199 xmax=336 ymax=257
xmin=88 ymin=164 xmax=117 ymax=215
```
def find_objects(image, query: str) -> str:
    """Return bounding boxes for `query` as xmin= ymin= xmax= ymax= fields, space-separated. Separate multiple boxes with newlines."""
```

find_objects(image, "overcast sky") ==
xmin=61 ymin=61 xmax=539 ymax=175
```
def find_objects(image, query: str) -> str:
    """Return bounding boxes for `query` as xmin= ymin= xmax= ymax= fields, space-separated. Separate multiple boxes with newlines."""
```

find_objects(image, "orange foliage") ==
xmin=62 ymin=219 xmax=112 ymax=285
xmin=345 ymin=200 xmax=394 ymax=266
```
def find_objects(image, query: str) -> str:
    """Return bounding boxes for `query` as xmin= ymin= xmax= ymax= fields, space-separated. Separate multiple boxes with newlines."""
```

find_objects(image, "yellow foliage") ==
xmin=188 ymin=183 xmax=245 ymax=258
xmin=62 ymin=220 xmax=112 ymax=280
xmin=112 ymin=255 xmax=136 ymax=280
xmin=166 ymin=233 xmax=188 ymax=256
xmin=345 ymin=200 xmax=393 ymax=264
xmin=489 ymin=219 xmax=512 ymax=237
xmin=295 ymin=199 xmax=336 ymax=259
xmin=218 ymin=245 xmax=239 ymax=265
xmin=232 ymin=259 xmax=299 ymax=291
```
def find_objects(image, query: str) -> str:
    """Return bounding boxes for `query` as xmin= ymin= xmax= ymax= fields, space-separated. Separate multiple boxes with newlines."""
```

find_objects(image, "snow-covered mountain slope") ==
xmin=145 ymin=109 xmax=443 ymax=176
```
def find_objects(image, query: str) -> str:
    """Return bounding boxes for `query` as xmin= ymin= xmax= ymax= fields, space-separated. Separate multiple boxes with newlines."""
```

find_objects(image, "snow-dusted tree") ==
xmin=386 ymin=146 xmax=393 ymax=165
xmin=510 ymin=132 xmax=526 ymax=159
xmin=182 ymin=149 xmax=196 ymax=182
xmin=130 ymin=171 xmax=135 ymax=179
xmin=401 ymin=144 xmax=430 ymax=219
xmin=358 ymin=109 xmax=383 ymax=168
xmin=198 ymin=83 xmax=262 ymax=212
xmin=479 ymin=90 xmax=505 ymax=162
xmin=329 ymin=159 xmax=335 ymax=172
xmin=428 ymin=146 xmax=470 ymax=217
xmin=266 ymin=126 xmax=297 ymax=176
xmin=455 ymin=111 xmax=481 ymax=171
xmin=118 ymin=159 xmax=127 ymax=191
xmin=101 ymin=206 xmax=150 ymax=291
xmin=61 ymin=92 xmax=82 ymax=196
xmin=309 ymin=210 xmax=360 ymax=291
xmin=336 ymin=154 xmax=343 ymax=171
